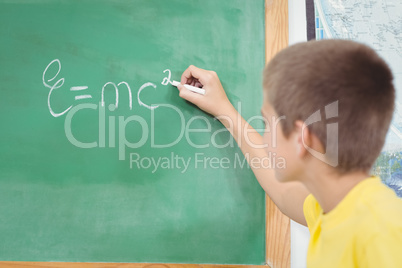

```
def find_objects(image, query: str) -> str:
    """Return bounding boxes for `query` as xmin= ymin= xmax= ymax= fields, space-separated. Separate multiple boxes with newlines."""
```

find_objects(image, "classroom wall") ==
xmin=288 ymin=1 xmax=310 ymax=267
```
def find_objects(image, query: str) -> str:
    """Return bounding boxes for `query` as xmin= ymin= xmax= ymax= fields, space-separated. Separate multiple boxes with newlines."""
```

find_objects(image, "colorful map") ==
xmin=314 ymin=0 xmax=402 ymax=196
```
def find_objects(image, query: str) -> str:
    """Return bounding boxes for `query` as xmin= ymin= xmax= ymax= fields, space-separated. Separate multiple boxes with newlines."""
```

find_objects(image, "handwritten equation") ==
xmin=42 ymin=59 xmax=176 ymax=117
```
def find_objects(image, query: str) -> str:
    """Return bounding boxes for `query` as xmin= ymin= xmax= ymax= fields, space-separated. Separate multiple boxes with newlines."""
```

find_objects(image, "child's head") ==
xmin=262 ymin=39 xmax=395 ymax=179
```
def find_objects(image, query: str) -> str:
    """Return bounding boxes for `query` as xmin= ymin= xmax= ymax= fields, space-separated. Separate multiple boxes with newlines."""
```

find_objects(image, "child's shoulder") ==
xmin=354 ymin=182 xmax=402 ymax=265
xmin=355 ymin=178 xmax=402 ymax=235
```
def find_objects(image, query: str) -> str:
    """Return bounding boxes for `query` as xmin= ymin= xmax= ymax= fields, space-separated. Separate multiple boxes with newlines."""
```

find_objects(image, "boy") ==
xmin=176 ymin=40 xmax=402 ymax=267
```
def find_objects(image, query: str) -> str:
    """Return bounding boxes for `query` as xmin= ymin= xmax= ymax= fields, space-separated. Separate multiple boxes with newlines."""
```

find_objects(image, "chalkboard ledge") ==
xmin=0 ymin=262 xmax=270 ymax=268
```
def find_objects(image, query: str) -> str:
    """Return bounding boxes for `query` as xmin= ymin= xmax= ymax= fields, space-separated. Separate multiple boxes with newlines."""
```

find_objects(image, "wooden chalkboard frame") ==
xmin=2 ymin=0 xmax=290 ymax=267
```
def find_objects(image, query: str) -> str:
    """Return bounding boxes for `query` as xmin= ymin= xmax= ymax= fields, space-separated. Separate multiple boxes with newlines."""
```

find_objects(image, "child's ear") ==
xmin=295 ymin=120 xmax=326 ymax=157
xmin=294 ymin=120 xmax=309 ymax=157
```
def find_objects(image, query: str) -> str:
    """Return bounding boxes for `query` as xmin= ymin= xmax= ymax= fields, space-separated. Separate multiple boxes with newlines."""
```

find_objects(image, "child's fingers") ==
xmin=181 ymin=65 xmax=209 ymax=86
xmin=194 ymin=81 xmax=203 ymax=88
xmin=177 ymin=84 xmax=204 ymax=106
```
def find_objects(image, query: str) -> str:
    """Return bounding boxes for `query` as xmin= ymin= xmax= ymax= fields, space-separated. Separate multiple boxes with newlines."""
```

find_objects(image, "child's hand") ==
xmin=178 ymin=65 xmax=234 ymax=117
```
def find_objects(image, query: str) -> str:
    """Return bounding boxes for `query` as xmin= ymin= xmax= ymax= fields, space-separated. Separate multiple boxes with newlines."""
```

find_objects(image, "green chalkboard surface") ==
xmin=0 ymin=0 xmax=265 ymax=265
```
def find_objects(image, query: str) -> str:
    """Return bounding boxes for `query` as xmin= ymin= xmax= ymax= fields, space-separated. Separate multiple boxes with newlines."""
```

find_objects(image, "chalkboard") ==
xmin=0 ymin=0 xmax=266 ymax=265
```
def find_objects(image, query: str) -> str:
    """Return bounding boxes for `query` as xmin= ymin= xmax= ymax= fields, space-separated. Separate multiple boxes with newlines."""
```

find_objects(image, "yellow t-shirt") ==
xmin=303 ymin=176 xmax=402 ymax=268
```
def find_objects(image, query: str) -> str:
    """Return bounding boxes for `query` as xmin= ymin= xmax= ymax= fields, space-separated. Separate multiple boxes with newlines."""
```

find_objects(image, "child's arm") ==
xmin=177 ymin=65 xmax=310 ymax=226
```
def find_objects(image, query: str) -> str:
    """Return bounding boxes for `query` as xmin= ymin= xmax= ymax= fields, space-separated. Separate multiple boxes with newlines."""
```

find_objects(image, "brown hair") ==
xmin=263 ymin=39 xmax=395 ymax=173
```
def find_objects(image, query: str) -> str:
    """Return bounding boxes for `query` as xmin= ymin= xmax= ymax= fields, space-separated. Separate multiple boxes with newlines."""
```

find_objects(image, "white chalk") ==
xmin=171 ymin=80 xmax=180 ymax=87
xmin=171 ymin=80 xmax=205 ymax=95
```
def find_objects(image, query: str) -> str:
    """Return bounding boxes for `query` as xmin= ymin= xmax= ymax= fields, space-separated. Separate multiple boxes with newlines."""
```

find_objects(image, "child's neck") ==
xmin=304 ymin=170 xmax=369 ymax=214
